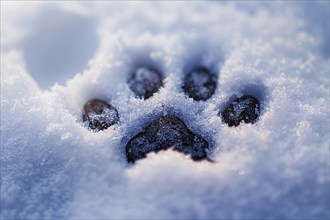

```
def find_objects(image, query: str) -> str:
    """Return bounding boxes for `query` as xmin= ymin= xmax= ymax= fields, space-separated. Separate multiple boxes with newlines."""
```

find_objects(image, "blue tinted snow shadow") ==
xmin=298 ymin=1 xmax=330 ymax=58
xmin=22 ymin=9 xmax=98 ymax=89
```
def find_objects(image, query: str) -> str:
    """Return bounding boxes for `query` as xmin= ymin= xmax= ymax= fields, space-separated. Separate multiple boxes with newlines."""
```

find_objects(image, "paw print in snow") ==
xmin=82 ymin=65 xmax=262 ymax=163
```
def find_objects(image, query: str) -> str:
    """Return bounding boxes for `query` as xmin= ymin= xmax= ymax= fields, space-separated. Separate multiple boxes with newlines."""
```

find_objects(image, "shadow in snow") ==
xmin=22 ymin=9 xmax=98 ymax=89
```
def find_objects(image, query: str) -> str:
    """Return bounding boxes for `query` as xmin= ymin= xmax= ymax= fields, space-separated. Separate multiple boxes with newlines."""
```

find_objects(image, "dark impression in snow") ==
xmin=126 ymin=115 xmax=209 ymax=163
xmin=222 ymin=95 xmax=260 ymax=127
xmin=82 ymin=99 xmax=119 ymax=131
xmin=128 ymin=67 xmax=163 ymax=99
xmin=183 ymin=67 xmax=217 ymax=101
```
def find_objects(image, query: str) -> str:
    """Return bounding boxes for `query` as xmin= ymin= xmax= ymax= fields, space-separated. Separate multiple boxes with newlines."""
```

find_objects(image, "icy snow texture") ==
xmin=83 ymin=99 xmax=119 ymax=131
xmin=128 ymin=67 xmax=163 ymax=99
xmin=126 ymin=115 xmax=209 ymax=162
xmin=1 ymin=1 xmax=329 ymax=219
xmin=222 ymin=95 xmax=260 ymax=127
xmin=183 ymin=67 xmax=217 ymax=101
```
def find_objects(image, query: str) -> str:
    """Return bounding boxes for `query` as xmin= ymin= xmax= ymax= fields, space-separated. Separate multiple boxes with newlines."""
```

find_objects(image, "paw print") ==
xmin=82 ymin=62 xmax=262 ymax=163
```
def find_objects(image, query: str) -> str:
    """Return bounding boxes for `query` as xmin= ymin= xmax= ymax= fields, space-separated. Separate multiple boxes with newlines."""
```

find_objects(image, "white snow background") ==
xmin=1 ymin=1 xmax=329 ymax=219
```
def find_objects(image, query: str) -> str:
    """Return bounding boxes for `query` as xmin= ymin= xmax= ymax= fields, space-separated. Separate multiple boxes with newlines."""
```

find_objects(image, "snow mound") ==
xmin=1 ymin=1 xmax=329 ymax=219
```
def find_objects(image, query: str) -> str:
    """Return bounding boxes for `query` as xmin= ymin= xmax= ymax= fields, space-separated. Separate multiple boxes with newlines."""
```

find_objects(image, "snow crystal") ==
xmin=183 ymin=67 xmax=217 ymax=101
xmin=82 ymin=99 xmax=119 ymax=131
xmin=126 ymin=115 xmax=209 ymax=162
xmin=128 ymin=67 xmax=163 ymax=99
xmin=222 ymin=95 xmax=260 ymax=127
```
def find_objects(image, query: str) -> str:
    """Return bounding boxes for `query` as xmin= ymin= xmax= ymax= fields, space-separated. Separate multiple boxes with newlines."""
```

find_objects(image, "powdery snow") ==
xmin=1 ymin=1 xmax=329 ymax=219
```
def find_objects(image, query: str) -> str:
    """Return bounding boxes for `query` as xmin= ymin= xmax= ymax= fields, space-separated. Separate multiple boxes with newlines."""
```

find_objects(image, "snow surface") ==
xmin=1 ymin=1 xmax=329 ymax=219
xmin=128 ymin=67 xmax=163 ymax=99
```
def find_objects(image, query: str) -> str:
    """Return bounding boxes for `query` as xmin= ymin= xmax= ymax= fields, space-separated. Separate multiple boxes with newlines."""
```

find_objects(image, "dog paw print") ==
xmin=81 ymin=63 xmax=262 ymax=163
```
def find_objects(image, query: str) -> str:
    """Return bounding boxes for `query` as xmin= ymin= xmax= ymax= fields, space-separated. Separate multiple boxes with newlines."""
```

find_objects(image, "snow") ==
xmin=183 ymin=67 xmax=217 ymax=101
xmin=126 ymin=115 xmax=209 ymax=163
xmin=83 ymin=99 xmax=119 ymax=131
xmin=222 ymin=95 xmax=260 ymax=127
xmin=128 ymin=67 xmax=163 ymax=99
xmin=1 ymin=1 xmax=329 ymax=219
